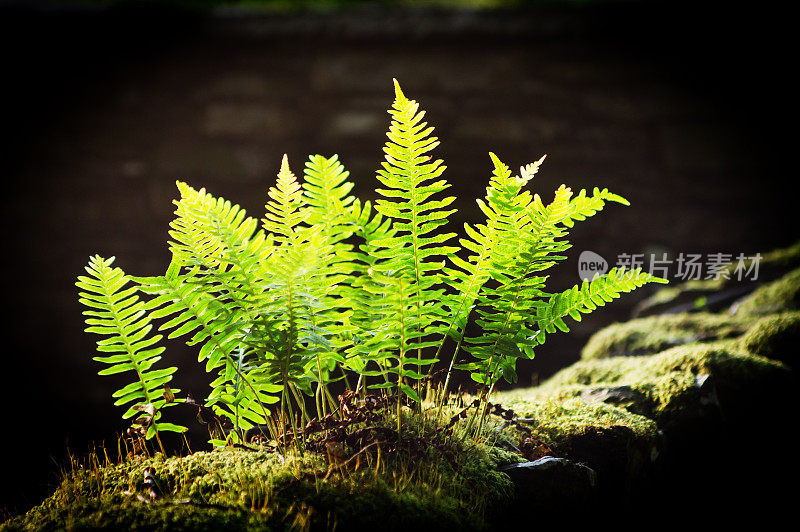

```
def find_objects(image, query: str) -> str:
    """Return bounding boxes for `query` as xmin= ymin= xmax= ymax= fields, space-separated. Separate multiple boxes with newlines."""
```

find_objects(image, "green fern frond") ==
xmin=356 ymin=273 xmax=435 ymax=398
xmin=345 ymin=198 xmax=396 ymax=274
xmin=436 ymin=152 xmax=547 ymax=391
xmin=465 ymin=185 xmax=573 ymax=352
xmin=164 ymin=180 xmax=286 ymax=441
xmin=76 ymin=256 xmax=186 ymax=446
xmin=563 ymin=186 xmax=630 ymax=228
xmin=335 ymin=198 xmax=396 ymax=376
xmin=300 ymin=154 xmax=362 ymax=377
xmin=536 ymin=267 xmax=668 ymax=341
xmin=362 ymin=80 xmax=459 ymax=397
xmin=444 ymin=152 xmax=534 ymax=341
xmin=169 ymin=180 xmax=272 ymax=309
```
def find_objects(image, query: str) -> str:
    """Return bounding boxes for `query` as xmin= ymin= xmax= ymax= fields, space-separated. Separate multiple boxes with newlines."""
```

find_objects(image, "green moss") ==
xmin=580 ymin=312 xmax=751 ymax=360
xmin=549 ymin=342 xmax=784 ymax=388
xmin=636 ymin=240 xmax=800 ymax=315
xmin=758 ymin=240 xmax=800 ymax=276
xmin=502 ymin=398 xmax=658 ymax=444
xmin=740 ymin=311 xmax=800 ymax=366
xmin=495 ymin=397 xmax=659 ymax=491
xmin=733 ymin=268 xmax=800 ymax=315
xmin=4 ymin=432 xmax=518 ymax=531
xmin=505 ymin=342 xmax=789 ymax=430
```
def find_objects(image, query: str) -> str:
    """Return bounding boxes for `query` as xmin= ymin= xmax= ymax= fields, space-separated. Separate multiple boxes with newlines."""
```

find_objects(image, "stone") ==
xmin=581 ymin=312 xmax=751 ymax=360
xmin=634 ymin=241 xmax=800 ymax=317
xmin=499 ymin=456 xmax=597 ymax=509
xmin=580 ymin=385 xmax=646 ymax=406
xmin=732 ymin=268 xmax=800 ymax=316
xmin=740 ymin=312 xmax=800 ymax=367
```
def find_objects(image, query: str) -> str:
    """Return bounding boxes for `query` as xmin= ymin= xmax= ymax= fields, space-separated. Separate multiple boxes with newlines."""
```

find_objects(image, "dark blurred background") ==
xmin=1 ymin=0 xmax=797 ymax=514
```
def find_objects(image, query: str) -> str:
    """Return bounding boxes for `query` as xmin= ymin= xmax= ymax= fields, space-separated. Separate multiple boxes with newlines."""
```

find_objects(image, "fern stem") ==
xmin=279 ymin=385 xmax=289 ymax=441
xmin=153 ymin=429 xmax=167 ymax=456
xmin=316 ymin=359 xmax=328 ymax=418
xmin=286 ymin=392 xmax=302 ymax=455
xmin=338 ymin=365 xmax=352 ymax=392
xmin=397 ymin=280 xmax=407 ymax=436
xmin=323 ymin=386 xmax=338 ymax=418
xmin=474 ymin=379 xmax=497 ymax=439
xmin=438 ymin=332 xmax=465 ymax=413
xmin=289 ymin=383 xmax=311 ymax=426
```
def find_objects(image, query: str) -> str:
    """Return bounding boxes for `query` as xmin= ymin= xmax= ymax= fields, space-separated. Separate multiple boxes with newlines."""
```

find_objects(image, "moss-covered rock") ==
xmin=633 ymin=240 xmax=800 ymax=316
xmin=514 ymin=342 xmax=790 ymax=429
xmin=732 ymin=268 xmax=800 ymax=315
xmin=580 ymin=312 xmax=751 ymax=359
xmin=740 ymin=311 xmax=800 ymax=366
xmin=498 ymin=338 xmax=795 ymax=512
xmin=497 ymin=396 xmax=659 ymax=497
xmin=2 ymin=434 xmax=518 ymax=531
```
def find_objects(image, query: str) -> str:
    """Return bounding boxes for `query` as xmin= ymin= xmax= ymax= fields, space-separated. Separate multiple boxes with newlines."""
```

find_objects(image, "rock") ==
xmin=514 ymin=342 xmax=789 ymax=436
xmin=732 ymin=268 xmax=800 ymax=315
xmin=498 ymin=398 xmax=660 ymax=497
xmin=633 ymin=240 xmax=800 ymax=317
xmin=581 ymin=312 xmax=751 ymax=359
xmin=499 ymin=456 xmax=597 ymax=509
xmin=580 ymin=385 xmax=647 ymax=407
xmin=740 ymin=312 xmax=800 ymax=367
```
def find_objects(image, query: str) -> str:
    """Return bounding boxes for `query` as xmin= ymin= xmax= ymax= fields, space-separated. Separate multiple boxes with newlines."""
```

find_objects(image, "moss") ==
xmin=507 ymin=342 xmax=790 ymax=430
xmin=503 ymin=398 xmax=658 ymax=444
xmin=757 ymin=240 xmax=800 ymax=277
xmin=635 ymin=240 xmax=800 ymax=315
xmin=580 ymin=312 xmax=751 ymax=360
xmin=496 ymin=397 xmax=659 ymax=493
xmin=4 ymin=433 xmax=518 ymax=532
xmin=740 ymin=311 xmax=800 ymax=366
xmin=733 ymin=268 xmax=800 ymax=315
xmin=547 ymin=342 xmax=785 ymax=389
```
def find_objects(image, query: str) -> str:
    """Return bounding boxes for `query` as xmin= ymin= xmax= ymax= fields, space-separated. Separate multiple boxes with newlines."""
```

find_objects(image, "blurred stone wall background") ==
xmin=1 ymin=1 xmax=796 ymax=513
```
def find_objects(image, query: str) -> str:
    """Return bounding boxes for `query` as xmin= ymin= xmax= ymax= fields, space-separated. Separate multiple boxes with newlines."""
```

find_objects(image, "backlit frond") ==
xmin=77 ymin=256 xmax=186 ymax=443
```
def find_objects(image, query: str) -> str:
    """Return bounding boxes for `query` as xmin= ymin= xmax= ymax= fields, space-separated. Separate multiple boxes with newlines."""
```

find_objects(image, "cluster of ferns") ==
xmin=76 ymin=80 xmax=665 ymax=451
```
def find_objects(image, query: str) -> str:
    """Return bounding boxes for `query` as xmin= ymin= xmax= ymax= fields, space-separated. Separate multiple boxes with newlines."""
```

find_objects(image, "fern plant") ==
xmin=77 ymin=256 xmax=186 ymax=452
xmin=78 ymin=79 xmax=666 ymax=449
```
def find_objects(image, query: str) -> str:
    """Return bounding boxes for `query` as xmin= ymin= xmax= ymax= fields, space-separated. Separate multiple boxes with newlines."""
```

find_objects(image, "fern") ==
xmin=139 ymin=181 xmax=280 ymax=445
xmin=302 ymin=154 xmax=356 ymax=258
xmin=300 ymin=154 xmax=362 ymax=411
xmin=456 ymin=161 xmax=665 ymax=390
xmin=338 ymin=197 xmax=396 ymax=387
xmin=138 ymin=264 xmax=274 ymax=444
xmin=76 ymin=256 xmax=186 ymax=452
xmin=364 ymin=79 xmax=459 ymax=401
xmin=77 ymin=79 xmax=666 ymax=449
xmin=437 ymin=153 xmax=538 ymax=390
xmin=262 ymin=156 xmax=342 ymax=423
xmin=537 ymin=267 xmax=662 ymax=339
